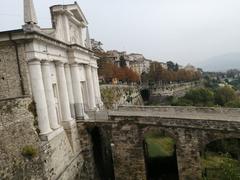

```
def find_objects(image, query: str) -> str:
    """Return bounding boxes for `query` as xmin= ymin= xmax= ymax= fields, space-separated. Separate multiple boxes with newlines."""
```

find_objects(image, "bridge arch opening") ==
xmin=140 ymin=89 xmax=150 ymax=102
xmin=201 ymin=138 xmax=240 ymax=179
xmin=89 ymin=127 xmax=115 ymax=180
xmin=143 ymin=131 xmax=179 ymax=180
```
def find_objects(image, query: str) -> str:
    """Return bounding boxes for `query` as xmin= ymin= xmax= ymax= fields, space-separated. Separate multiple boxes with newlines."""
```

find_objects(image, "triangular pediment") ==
xmin=66 ymin=2 xmax=88 ymax=25
xmin=50 ymin=2 xmax=88 ymax=27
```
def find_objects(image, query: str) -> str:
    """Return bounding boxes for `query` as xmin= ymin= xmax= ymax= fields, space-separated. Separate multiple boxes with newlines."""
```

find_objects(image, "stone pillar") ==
xmin=55 ymin=62 xmax=72 ymax=123
xmin=111 ymin=122 xmax=146 ymax=180
xmin=85 ymin=65 xmax=96 ymax=110
xmin=28 ymin=59 xmax=52 ymax=135
xmin=64 ymin=64 xmax=76 ymax=118
xmin=41 ymin=61 xmax=60 ymax=130
xmin=92 ymin=67 xmax=103 ymax=108
xmin=176 ymin=130 xmax=202 ymax=180
xmin=70 ymin=63 xmax=85 ymax=119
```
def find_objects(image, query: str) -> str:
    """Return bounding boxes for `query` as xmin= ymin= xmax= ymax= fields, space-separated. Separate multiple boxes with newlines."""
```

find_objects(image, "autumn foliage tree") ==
xmin=98 ymin=61 xmax=140 ymax=84
xmin=142 ymin=62 xmax=202 ymax=84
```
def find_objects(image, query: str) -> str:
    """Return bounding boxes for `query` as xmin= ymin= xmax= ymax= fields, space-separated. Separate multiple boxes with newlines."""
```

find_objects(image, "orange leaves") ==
xmin=99 ymin=61 xmax=140 ymax=83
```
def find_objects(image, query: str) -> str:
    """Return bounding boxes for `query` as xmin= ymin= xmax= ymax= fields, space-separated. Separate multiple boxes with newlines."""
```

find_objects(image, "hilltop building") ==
xmin=102 ymin=50 xmax=151 ymax=75
xmin=184 ymin=64 xmax=198 ymax=72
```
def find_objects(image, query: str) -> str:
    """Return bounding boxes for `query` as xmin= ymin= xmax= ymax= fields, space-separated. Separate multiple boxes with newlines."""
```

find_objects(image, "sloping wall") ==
xmin=100 ymin=85 xmax=143 ymax=109
xmin=0 ymin=97 xmax=44 ymax=179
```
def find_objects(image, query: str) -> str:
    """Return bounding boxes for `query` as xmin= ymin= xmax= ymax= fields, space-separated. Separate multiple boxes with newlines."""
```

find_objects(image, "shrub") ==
xmin=184 ymin=88 xmax=214 ymax=105
xmin=215 ymin=86 xmax=236 ymax=106
xmin=225 ymin=100 xmax=240 ymax=108
xmin=22 ymin=145 xmax=38 ymax=159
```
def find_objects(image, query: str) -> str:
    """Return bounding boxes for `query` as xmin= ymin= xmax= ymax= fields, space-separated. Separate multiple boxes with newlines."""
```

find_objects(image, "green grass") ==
xmin=202 ymin=152 xmax=240 ymax=180
xmin=145 ymin=136 xmax=175 ymax=158
xmin=202 ymin=152 xmax=240 ymax=169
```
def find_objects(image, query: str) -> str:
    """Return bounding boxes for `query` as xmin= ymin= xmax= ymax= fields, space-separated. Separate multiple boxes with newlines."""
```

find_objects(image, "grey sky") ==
xmin=0 ymin=0 xmax=240 ymax=66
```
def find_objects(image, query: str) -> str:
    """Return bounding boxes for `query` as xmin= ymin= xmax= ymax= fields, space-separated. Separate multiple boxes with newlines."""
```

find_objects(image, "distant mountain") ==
xmin=199 ymin=53 xmax=240 ymax=72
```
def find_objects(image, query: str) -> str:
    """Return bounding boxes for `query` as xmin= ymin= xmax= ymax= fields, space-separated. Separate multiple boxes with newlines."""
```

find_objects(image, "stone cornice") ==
xmin=0 ymin=30 xmax=93 ymax=54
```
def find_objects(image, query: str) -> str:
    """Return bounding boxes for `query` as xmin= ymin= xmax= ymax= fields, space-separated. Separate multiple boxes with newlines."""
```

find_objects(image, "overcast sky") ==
xmin=0 ymin=0 xmax=240 ymax=65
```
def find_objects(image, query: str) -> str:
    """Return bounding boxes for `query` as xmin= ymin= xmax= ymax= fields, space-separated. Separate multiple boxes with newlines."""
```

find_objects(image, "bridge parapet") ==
xmin=116 ymin=105 xmax=240 ymax=122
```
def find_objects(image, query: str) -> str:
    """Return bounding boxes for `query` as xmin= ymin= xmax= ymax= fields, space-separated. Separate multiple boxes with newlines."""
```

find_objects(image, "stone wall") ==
xmin=0 ymin=96 xmax=98 ymax=180
xmin=0 ymin=97 xmax=44 ymax=179
xmin=111 ymin=121 xmax=146 ymax=180
xmin=109 ymin=115 xmax=240 ymax=180
xmin=2 ymin=96 xmax=240 ymax=180
xmin=100 ymin=85 xmax=143 ymax=109
xmin=151 ymin=81 xmax=202 ymax=97
xmin=0 ymin=43 xmax=30 ymax=99
xmin=83 ymin=108 xmax=240 ymax=180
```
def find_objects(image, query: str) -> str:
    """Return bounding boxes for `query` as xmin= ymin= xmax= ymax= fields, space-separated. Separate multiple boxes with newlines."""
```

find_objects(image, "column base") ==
xmin=75 ymin=113 xmax=89 ymax=121
xmin=40 ymin=127 xmax=64 ymax=141
xmin=61 ymin=119 xmax=76 ymax=130
xmin=85 ymin=110 xmax=108 ymax=121
xmin=84 ymin=113 xmax=89 ymax=120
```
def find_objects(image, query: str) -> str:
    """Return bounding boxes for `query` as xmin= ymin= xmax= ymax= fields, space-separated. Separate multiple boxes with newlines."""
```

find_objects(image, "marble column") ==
xmin=92 ymin=67 xmax=103 ymax=108
xmin=85 ymin=65 xmax=96 ymax=110
xmin=28 ymin=59 xmax=52 ymax=135
xmin=41 ymin=61 xmax=60 ymax=130
xmin=70 ymin=63 xmax=85 ymax=119
xmin=64 ymin=64 xmax=76 ymax=118
xmin=55 ymin=62 xmax=72 ymax=122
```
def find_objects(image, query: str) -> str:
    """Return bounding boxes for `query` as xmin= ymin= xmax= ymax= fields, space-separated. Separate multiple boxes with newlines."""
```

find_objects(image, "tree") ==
xmin=99 ymin=62 xmax=114 ymax=82
xmin=184 ymin=88 xmax=214 ymax=106
xmin=215 ymin=86 xmax=237 ymax=106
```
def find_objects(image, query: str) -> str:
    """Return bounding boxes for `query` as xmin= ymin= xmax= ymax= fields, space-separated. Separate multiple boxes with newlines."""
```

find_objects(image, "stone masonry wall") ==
xmin=0 ymin=97 xmax=45 ymax=179
xmin=103 ymin=114 xmax=240 ymax=180
xmin=0 ymin=44 xmax=22 ymax=98
xmin=41 ymin=124 xmax=89 ymax=180
xmin=0 ymin=96 xmax=98 ymax=180
xmin=100 ymin=85 xmax=143 ymax=109
xmin=110 ymin=120 xmax=146 ymax=180
xmin=0 ymin=43 xmax=30 ymax=99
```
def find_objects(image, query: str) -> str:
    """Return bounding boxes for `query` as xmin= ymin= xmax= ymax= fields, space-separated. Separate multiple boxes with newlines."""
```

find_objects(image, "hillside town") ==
xmin=91 ymin=39 xmax=200 ymax=85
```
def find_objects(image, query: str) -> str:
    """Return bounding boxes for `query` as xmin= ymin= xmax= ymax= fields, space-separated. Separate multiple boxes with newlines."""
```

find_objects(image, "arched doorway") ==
xmin=90 ymin=127 xmax=115 ymax=180
xmin=143 ymin=131 xmax=179 ymax=180
xmin=201 ymin=138 xmax=240 ymax=179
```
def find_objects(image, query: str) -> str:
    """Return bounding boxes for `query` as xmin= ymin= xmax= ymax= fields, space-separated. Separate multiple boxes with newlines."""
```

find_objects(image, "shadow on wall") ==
xmin=89 ymin=127 xmax=115 ymax=180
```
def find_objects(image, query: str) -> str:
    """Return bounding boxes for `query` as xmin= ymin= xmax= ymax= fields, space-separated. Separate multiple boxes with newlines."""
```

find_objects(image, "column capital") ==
xmin=41 ymin=60 xmax=50 ymax=66
xmin=27 ymin=58 xmax=41 ymax=65
xmin=54 ymin=61 xmax=65 ymax=67
xmin=70 ymin=62 xmax=79 ymax=67
xmin=91 ymin=66 xmax=98 ymax=70
xmin=64 ymin=63 xmax=70 ymax=68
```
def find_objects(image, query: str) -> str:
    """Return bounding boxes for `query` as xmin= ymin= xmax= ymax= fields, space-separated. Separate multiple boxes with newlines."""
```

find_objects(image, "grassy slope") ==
xmin=145 ymin=136 xmax=175 ymax=158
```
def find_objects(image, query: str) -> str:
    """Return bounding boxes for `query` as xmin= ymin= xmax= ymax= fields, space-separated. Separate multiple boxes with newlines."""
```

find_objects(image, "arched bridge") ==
xmin=79 ymin=106 xmax=240 ymax=180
